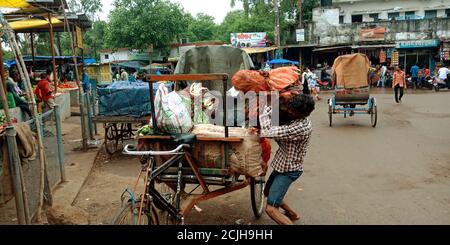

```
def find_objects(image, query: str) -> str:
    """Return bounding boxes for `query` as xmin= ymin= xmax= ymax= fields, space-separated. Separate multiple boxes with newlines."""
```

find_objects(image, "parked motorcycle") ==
xmin=429 ymin=76 xmax=449 ymax=92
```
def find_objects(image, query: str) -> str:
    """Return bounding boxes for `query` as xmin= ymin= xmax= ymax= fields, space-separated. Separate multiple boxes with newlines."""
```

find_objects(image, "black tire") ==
xmin=105 ymin=124 xmax=118 ymax=155
xmin=250 ymin=177 xmax=266 ymax=218
xmin=371 ymin=98 xmax=378 ymax=128
xmin=110 ymin=200 xmax=159 ymax=225
xmin=328 ymin=104 xmax=333 ymax=127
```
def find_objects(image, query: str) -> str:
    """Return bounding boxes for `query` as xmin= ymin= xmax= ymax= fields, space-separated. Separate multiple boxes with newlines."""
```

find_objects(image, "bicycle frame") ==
xmin=144 ymin=153 xmax=186 ymax=223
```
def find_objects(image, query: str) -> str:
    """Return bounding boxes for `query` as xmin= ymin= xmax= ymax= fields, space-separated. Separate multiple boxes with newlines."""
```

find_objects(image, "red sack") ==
xmin=232 ymin=66 xmax=300 ymax=93
xmin=268 ymin=66 xmax=300 ymax=91
xmin=231 ymin=70 xmax=267 ymax=92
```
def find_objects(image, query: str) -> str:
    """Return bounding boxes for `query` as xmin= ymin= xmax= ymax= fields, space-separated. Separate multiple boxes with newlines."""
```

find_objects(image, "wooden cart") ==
xmin=93 ymin=116 xmax=149 ymax=155
xmin=111 ymin=74 xmax=266 ymax=225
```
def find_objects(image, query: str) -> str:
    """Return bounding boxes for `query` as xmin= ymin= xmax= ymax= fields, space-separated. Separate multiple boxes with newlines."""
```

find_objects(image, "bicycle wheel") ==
xmin=105 ymin=123 xmax=118 ymax=155
xmin=371 ymin=98 xmax=378 ymax=128
xmin=111 ymin=200 xmax=159 ymax=225
xmin=250 ymin=177 xmax=266 ymax=218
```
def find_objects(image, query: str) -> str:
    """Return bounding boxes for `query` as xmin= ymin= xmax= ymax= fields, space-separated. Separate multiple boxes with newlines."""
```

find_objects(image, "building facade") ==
xmin=333 ymin=0 xmax=450 ymax=24
xmin=298 ymin=0 xmax=450 ymax=74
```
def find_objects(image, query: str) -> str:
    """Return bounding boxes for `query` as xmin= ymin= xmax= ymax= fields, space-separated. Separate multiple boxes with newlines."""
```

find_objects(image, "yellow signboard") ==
xmin=76 ymin=26 xmax=83 ymax=49
xmin=391 ymin=51 xmax=399 ymax=66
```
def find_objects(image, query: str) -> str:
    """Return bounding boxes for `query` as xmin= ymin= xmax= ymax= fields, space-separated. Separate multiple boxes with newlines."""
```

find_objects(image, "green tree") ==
xmin=106 ymin=0 xmax=188 ymax=49
xmin=185 ymin=13 xmax=219 ymax=42
xmin=68 ymin=0 xmax=103 ymax=20
xmin=84 ymin=21 xmax=108 ymax=59
xmin=218 ymin=8 xmax=275 ymax=43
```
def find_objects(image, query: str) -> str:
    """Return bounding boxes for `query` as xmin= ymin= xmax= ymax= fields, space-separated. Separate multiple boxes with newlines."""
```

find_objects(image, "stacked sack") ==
xmin=231 ymin=66 xmax=303 ymax=121
xmin=148 ymin=83 xmax=217 ymax=135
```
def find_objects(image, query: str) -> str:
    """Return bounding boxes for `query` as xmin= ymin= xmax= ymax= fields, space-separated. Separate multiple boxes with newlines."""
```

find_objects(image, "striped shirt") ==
xmin=260 ymin=106 xmax=312 ymax=173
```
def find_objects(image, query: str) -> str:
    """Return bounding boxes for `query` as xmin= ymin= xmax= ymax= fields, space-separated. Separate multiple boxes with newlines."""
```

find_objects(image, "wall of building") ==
xmin=100 ymin=50 xmax=130 ymax=63
xmin=306 ymin=16 xmax=450 ymax=46
xmin=330 ymin=0 xmax=449 ymax=24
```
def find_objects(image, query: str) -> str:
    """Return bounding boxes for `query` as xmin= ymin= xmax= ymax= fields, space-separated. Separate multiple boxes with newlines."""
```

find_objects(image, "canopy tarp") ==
xmin=332 ymin=53 xmax=370 ymax=89
xmin=0 ymin=0 xmax=30 ymax=8
xmin=7 ymin=56 xmax=97 ymax=66
xmin=3 ymin=17 xmax=62 ymax=31
xmin=175 ymin=45 xmax=254 ymax=92
xmin=241 ymin=47 xmax=278 ymax=54
xmin=268 ymin=58 xmax=299 ymax=65
xmin=115 ymin=61 xmax=147 ymax=70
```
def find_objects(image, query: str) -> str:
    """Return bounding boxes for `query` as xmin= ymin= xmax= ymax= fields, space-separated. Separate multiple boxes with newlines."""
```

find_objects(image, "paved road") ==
xmin=75 ymin=90 xmax=450 ymax=225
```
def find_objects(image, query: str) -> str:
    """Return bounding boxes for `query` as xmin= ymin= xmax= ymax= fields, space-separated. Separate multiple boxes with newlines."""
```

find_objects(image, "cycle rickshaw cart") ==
xmin=93 ymin=116 xmax=150 ymax=155
xmin=328 ymin=53 xmax=378 ymax=128
xmin=111 ymin=74 xmax=266 ymax=225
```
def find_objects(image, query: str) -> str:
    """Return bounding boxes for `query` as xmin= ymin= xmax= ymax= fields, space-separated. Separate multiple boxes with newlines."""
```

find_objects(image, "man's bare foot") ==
xmin=284 ymin=211 xmax=301 ymax=221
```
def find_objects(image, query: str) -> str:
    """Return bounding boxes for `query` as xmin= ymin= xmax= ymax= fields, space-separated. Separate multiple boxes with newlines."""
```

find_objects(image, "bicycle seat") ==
xmin=172 ymin=134 xmax=197 ymax=146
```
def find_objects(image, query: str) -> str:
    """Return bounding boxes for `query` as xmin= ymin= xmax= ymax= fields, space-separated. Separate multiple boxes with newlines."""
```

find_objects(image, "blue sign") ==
xmin=396 ymin=39 xmax=440 ymax=49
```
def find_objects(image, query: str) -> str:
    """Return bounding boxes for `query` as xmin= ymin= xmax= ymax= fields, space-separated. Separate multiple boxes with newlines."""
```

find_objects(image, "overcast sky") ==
xmin=99 ymin=0 xmax=243 ymax=24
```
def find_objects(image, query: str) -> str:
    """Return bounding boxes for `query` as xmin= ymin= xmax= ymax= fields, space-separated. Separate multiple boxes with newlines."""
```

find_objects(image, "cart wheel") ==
xmin=371 ymin=98 xmax=378 ymax=128
xmin=328 ymin=100 xmax=333 ymax=127
xmin=105 ymin=123 xmax=119 ymax=155
xmin=250 ymin=177 xmax=266 ymax=218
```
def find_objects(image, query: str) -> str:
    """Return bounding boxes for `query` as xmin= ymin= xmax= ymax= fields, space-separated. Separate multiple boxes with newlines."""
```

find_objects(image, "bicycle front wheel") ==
xmin=111 ymin=201 xmax=159 ymax=225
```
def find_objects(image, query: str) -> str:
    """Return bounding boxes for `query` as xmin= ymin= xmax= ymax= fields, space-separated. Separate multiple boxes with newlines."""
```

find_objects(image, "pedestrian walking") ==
xmin=393 ymin=66 xmax=406 ymax=104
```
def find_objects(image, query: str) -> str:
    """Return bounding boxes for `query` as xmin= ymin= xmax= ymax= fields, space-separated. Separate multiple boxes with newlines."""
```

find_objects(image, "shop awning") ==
xmin=268 ymin=59 xmax=299 ymax=65
xmin=352 ymin=44 xmax=396 ymax=49
xmin=241 ymin=47 xmax=278 ymax=54
xmin=4 ymin=17 xmax=62 ymax=31
xmin=0 ymin=0 xmax=30 ymax=8
xmin=313 ymin=46 xmax=352 ymax=52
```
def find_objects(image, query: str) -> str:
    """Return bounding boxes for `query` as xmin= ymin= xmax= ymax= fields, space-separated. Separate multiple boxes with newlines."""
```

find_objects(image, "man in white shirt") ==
xmin=120 ymin=69 xmax=129 ymax=81
xmin=377 ymin=65 xmax=387 ymax=87
xmin=437 ymin=66 xmax=450 ymax=88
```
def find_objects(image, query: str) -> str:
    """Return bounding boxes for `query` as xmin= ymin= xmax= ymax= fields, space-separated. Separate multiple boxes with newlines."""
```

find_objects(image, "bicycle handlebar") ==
xmin=123 ymin=144 xmax=189 ymax=156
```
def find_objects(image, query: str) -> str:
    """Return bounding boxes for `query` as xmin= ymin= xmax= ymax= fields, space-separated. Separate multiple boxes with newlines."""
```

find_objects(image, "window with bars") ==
xmin=352 ymin=15 xmax=363 ymax=23
xmin=424 ymin=10 xmax=437 ymax=19
xmin=369 ymin=13 xmax=379 ymax=22
xmin=388 ymin=12 xmax=399 ymax=20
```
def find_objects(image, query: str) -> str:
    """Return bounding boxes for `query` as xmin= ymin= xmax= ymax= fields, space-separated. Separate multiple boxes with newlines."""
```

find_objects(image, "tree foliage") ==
xmin=181 ymin=13 xmax=219 ymax=43
xmin=68 ymin=0 xmax=103 ymax=20
xmin=106 ymin=0 xmax=188 ymax=49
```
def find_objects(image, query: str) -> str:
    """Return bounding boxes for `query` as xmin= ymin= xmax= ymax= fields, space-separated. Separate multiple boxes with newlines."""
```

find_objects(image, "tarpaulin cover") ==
xmin=98 ymin=81 xmax=173 ymax=117
xmin=174 ymin=46 xmax=254 ymax=93
xmin=332 ymin=53 xmax=370 ymax=89
xmin=268 ymin=59 xmax=299 ymax=65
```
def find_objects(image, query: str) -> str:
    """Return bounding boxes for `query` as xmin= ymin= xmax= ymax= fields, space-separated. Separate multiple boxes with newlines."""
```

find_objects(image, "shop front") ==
xmin=440 ymin=41 xmax=450 ymax=67
xmin=395 ymin=39 xmax=440 ymax=76
xmin=352 ymin=44 xmax=396 ymax=66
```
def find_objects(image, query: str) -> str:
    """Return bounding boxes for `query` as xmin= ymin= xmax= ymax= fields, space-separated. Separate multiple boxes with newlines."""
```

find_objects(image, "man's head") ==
xmin=286 ymin=94 xmax=316 ymax=120
xmin=40 ymin=73 xmax=47 ymax=80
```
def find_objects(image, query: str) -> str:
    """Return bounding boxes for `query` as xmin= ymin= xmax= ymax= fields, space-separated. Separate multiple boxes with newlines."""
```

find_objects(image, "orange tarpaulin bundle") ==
xmin=332 ymin=53 xmax=370 ymax=89
xmin=232 ymin=66 xmax=300 ymax=92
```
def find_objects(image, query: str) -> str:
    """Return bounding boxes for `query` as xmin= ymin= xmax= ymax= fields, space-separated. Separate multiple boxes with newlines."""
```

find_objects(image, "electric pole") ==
xmin=298 ymin=0 xmax=303 ymax=69
xmin=273 ymin=0 xmax=281 ymax=47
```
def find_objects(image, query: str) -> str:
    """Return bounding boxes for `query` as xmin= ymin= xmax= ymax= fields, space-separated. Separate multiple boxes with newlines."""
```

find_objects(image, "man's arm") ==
xmin=259 ymin=106 xmax=310 ymax=141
